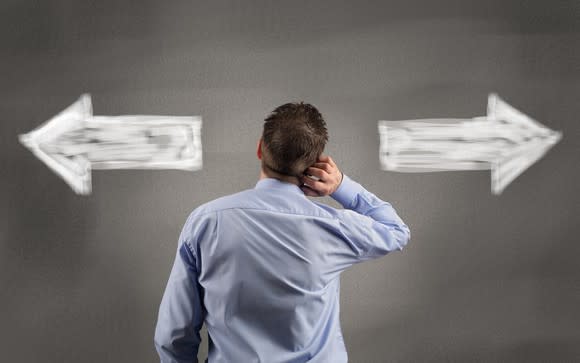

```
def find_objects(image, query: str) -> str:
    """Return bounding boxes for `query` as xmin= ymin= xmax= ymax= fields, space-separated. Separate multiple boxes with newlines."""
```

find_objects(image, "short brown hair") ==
xmin=261 ymin=102 xmax=328 ymax=176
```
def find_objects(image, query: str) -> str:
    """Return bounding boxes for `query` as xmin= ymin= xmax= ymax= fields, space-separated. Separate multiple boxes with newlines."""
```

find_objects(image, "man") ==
xmin=154 ymin=102 xmax=410 ymax=362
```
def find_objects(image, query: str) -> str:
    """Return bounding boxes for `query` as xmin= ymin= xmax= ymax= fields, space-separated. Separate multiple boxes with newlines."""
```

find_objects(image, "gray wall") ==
xmin=2 ymin=1 xmax=579 ymax=362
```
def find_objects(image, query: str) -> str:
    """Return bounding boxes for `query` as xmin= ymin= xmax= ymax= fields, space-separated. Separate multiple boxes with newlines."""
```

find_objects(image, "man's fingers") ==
xmin=311 ymin=163 xmax=333 ymax=174
xmin=300 ymin=185 xmax=320 ymax=197
xmin=301 ymin=176 xmax=329 ymax=193
xmin=326 ymin=156 xmax=336 ymax=168
xmin=301 ymin=175 xmax=320 ymax=188
xmin=305 ymin=166 xmax=329 ymax=180
xmin=317 ymin=155 xmax=336 ymax=168
xmin=302 ymin=155 xmax=341 ymax=197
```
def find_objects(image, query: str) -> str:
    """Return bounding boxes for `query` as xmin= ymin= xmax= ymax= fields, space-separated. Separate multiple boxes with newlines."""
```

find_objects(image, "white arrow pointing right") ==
xmin=378 ymin=94 xmax=562 ymax=194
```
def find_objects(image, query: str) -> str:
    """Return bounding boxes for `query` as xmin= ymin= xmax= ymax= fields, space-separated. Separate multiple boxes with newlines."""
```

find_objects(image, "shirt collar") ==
xmin=255 ymin=178 xmax=305 ymax=196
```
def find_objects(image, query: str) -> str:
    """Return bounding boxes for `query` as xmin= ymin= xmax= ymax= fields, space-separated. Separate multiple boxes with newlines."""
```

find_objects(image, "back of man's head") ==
xmin=261 ymin=102 xmax=328 ymax=177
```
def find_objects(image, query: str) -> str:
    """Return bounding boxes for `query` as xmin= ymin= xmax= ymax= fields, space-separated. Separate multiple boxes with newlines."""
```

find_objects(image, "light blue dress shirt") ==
xmin=155 ymin=175 xmax=410 ymax=363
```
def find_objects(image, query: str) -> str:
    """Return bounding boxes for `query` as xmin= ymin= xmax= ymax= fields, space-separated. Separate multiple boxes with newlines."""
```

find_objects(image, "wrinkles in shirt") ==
xmin=154 ymin=176 xmax=410 ymax=363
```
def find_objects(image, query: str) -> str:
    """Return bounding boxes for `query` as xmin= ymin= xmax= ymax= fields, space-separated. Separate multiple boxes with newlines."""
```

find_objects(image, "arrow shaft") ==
xmin=379 ymin=117 xmax=551 ymax=171
xmin=43 ymin=116 xmax=201 ymax=169
xmin=19 ymin=94 xmax=204 ymax=195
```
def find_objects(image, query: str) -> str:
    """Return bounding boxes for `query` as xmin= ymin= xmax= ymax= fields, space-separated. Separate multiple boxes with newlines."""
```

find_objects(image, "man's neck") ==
xmin=259 ymin=168 xmax=301 ymax=186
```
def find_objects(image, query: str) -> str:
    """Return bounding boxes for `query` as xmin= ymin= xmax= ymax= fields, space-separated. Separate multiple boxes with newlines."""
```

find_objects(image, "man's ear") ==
xmin=256 ymin=138 xmax=262 ymax=160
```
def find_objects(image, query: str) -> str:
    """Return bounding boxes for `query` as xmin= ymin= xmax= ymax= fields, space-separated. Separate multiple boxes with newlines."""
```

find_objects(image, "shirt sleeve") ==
xmin=325 ymin=174 xmax=411 ymax=267
xmin=154 ymin=214 xmax=207 ymax=363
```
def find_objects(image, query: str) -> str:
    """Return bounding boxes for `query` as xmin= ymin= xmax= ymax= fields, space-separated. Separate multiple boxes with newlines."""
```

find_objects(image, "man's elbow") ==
xmin=374 ymin=225 xmax=410 ymax=256
xmin=154 ymin=325 xmax=171 ymax=359
xmin=154 ymin=325 xmax=180 ymax=362
xmin=154 ymin=324 xmax=200 ymax=363
xmin=396 ymin=225 xmax=411 ymax=251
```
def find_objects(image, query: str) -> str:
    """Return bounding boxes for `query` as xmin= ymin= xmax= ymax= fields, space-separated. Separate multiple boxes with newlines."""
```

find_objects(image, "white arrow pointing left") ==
xmin=19 ymin=94 xmax=202 ymax=195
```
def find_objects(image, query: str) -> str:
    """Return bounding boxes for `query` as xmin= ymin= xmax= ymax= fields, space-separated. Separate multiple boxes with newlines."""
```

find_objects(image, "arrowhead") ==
xmin=19 ymin=94 xmax=93 ymax=195
xmin=487 ymin=94 xmax=562 ymax=194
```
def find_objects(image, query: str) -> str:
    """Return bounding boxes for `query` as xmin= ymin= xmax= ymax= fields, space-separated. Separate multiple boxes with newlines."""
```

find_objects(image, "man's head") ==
xmin=259 ymin=102 xmax=328 ymax=177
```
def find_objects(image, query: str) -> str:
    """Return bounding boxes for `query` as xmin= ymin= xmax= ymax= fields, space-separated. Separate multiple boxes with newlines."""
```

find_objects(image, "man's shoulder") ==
xmin=187 ymin=186 xmax=341 ymax=221
xmin=190 ymin=188 xmax=258 ymax=217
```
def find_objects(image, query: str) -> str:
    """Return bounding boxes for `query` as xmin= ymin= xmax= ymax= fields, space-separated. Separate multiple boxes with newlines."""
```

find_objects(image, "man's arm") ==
xmin=301 ymin=156 xmax=410 ymax=264
xmin=154 ymin=224 xmax=205 ymax=363
xmin=330 ymin=174 xmax=410 ymax=258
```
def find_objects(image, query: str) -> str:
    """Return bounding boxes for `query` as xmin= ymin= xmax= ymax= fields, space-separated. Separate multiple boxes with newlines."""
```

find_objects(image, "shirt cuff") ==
xmin=330 ymin=174 xmax=363 ymax=208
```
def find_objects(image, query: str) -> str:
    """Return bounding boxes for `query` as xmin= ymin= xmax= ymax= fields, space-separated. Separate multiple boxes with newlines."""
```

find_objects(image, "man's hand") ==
xmin=300 ymin=155 xmax=343 ymax=197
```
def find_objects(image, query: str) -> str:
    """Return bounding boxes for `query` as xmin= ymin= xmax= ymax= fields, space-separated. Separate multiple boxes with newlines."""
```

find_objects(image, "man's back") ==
xmin=155 ymin=176 xmax=410 ymax=362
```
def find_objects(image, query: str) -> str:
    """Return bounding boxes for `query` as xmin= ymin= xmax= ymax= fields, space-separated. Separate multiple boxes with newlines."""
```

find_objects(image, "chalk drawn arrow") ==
xmin=378 ymin=94 xmax=562 ymax=194
xmin=19 ymin=94 xmax=202 ymax=195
